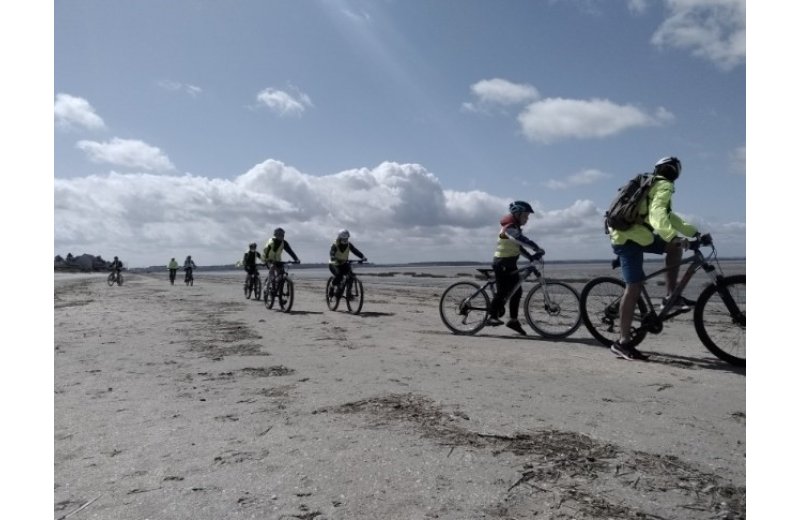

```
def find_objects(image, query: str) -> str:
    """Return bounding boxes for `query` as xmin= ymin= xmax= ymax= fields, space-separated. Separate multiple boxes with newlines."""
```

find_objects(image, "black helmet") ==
xmin=509 ymin=201 xmax=534 ymax=214
xmin=654 ymin=156 xmax=682 ymax=181
xmin=273 ymin=227 xmax=285 ymax=237
xmin=249 ymin=242 xmax=257 ymax=249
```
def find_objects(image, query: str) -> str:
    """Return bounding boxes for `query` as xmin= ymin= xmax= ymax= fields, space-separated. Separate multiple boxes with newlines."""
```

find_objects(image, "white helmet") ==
xmin=337 ymin=229 xmax=350 ymax=240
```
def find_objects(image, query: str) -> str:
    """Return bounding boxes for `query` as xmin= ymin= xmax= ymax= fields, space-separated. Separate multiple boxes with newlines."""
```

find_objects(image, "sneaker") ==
xmin=660 ymin=295 xmax=695 ymax=311
xmin=506 ymin=319 xmax=527 ymax=336
xmin=610 ymin=341 xmax=635 ymax=361
xmin=486 ymin=317 xmax=503 ymax=326
xmin=628 ymin=346 xmax=650 ymax=361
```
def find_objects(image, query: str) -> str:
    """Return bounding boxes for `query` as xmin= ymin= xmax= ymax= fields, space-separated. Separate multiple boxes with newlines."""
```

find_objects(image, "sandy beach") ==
xmin=54 ymin=263 xmax=745 ymax=519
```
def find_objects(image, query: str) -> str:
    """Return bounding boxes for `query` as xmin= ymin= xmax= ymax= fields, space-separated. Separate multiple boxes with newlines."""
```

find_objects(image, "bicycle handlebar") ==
xmin=689 ymin=233 xmax=713 ymax=251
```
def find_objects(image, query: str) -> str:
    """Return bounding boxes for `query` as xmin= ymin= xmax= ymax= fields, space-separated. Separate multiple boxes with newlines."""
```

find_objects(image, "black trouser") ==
xmin=490 ymin=257 xmax=521 ymax=320
xmin=244 ymin=265 xmax=259 ymax=281
xmin=169 ymin=269 xmax=177 ymax=282
xmin=329 ymin=263 xmax=353 ymax=287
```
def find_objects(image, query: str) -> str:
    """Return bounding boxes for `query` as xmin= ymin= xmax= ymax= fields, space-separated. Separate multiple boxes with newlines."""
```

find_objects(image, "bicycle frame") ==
xmin=473 ymin=259 xmax=547 ymax=306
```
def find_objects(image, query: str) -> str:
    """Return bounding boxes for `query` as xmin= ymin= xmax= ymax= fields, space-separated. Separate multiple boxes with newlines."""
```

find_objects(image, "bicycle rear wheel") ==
xmin=579 ymin=277 xmax=647 ymax=348
xmin=694 ymin=274 xmax=745 ymax=366
xmin=345 ymin=278 xmax=364 ymax=314
xmin=278 ymin=278 xmax=294 ymax=312
xmin=117 ymin=273 xmax=124 ymax=286
xmin=523 ymin=281 xmax=581 ymax=338
xmin=325 ymin=278 xmax=340 ymax=310
xmin=439 ymin=281 xmax=489 ymax=335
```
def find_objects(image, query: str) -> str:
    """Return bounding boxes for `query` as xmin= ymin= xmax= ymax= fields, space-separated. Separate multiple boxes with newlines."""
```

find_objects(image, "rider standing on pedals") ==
xmin=328 ymin=229 xmax=367 ymax=298
xmin=263 ymin=228 xmax=300 ymax=281
xmin=242 ymin=242 xmax=263 ymax=286
xmin=488 ymin=201 xmax=545 ymax=336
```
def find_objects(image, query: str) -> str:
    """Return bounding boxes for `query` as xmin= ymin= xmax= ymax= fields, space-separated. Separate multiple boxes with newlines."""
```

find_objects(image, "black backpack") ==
xmin=604 ymin=173 xmax=656 ymax=233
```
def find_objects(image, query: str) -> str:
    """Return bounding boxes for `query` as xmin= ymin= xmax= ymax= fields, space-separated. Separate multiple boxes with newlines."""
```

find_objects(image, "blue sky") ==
xmin=53 ymin=0 xmax=745 ymax=266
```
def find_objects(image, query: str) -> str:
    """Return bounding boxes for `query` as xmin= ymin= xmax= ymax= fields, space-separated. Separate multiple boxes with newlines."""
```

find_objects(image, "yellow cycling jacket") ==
xmin=610 ymin=177 xmax=697 ymax=246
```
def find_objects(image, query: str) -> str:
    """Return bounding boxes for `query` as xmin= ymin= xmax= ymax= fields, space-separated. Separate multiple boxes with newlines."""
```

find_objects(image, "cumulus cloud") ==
xmin=256 ymin=86 xmax=313 ymax=117
xmin=54 ymin=93 xmax=106 ymax=130
xmin=54 ymin=160 xmax=624 ymax=266
xmin=157 ymin=79 xmax=202 ymax=97
xmin=651 ymin=0 xmax=745 ymax=70
xmin=76 ymin=138 xmax=176 ymax=173
xmin=469 ymin=78 xmax=540 ymax=106
xmin=545 ymin=169 xmax=612 ymax=189
xmin=518 ymin=97 xmax=674 ymax=143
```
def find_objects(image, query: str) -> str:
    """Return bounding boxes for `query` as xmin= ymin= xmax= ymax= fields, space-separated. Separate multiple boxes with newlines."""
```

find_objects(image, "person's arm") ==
xmin=284 ymin=242 xmax=300 ymax=262
xmin=648 ymin=180 xmax=697 ymax=241
xmin=329 ymin=244 xmax=338 ymax=262
xmin=349 ymin=243 xmax=366 ymax=260
xmin=504 ymin=226 xmax=544 ymax=258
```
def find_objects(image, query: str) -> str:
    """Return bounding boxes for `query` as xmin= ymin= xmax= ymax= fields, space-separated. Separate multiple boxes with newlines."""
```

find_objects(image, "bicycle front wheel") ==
xmin=523 ymin=281 xmax=581 ymax=338
xmin=107 ymin=273 xmax=115 ymax=287
xmin=265 ymin=281 xmax=276 ymax=309
xmin=439 ymin=281 xmax=489 ymax=335
xmin=694 ymin=274 xmax=745 ymax=366
xmin=579 ymin=277 xmax=647 ymax=348
xmin=345 ymin=278 xmax=364 ymax=314
xmin=325 ymin=278 xmax=339 ymax=311
xmin=244 ymin=278 xmax=253 ymax=299
xmin=278 ymin=279 xmax=294 ymax=312
xmin=254 ymin=278 xmax=262 ymax=301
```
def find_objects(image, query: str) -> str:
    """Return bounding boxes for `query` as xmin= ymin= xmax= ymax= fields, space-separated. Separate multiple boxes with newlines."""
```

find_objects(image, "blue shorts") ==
xmin=612 ymin=236 xmax=668 ymax=284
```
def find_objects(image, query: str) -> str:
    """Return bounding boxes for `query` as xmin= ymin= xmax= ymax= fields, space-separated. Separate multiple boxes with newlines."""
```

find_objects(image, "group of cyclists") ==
xmin=241 ymin=227 xmax=368 ymax=298
xmin=110 ymin=155 xmax=702 ymax=362
xmin=166 ymin=256 xmax=196 ymax=285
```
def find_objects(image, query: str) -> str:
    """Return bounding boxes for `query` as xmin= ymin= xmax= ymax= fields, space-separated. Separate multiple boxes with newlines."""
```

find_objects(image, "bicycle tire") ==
xmin=254 ymin=278 xmax=262 ymax=301
xmin=579 ymin=277 xmax=648 ymax=348
xmin=345 ymin=278 xmax=364 ymax=314
xmin=325 ymin=277 xmax=340 ymax=311
xmin=265 ymin=280 xmax=276 ymax=309
xmin=107 ymin=273 xmax=115 ymax=287
xmin=523 ymin=280 xmax=581 ymax=338
xmin=278 ymin=278 xmax=294 ymax=312
xmin=439 ymin=281 xmax=490 ymax=335
xmin=693 ymin=274 xmax=745 ymax=366
xmin=244 ymin=276 xmax=253 ymax=299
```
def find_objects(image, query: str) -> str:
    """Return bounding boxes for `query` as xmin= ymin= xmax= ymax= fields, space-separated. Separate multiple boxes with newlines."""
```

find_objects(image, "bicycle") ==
xmin=264 ymin=261 xmax=298 ymax=312
xmin=325 ymin=260 xmax=366 ymax=314
xmin=439 ymin=254 xmax=581 ymax=338
xmin=107 ymin=270 xmax=124 ymax=286
xmin=244 ymin=270 xmax=262 ymax=300
xmin=184 ymin=267 xmax=194 ymax=286
xmin=578 ymin=234 xmax=745 ymax=366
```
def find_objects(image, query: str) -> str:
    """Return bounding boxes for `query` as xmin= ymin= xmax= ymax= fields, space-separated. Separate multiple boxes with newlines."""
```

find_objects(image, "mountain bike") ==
xmin=184 ymin=267 xmax=194 ymax=286
xmin=326 ymin=260 xmax=366 ymax=314
xmin=244 ymin=270 xmax=262 ymax=300
xmin=439 ymin=254 xmax=581 ymax=338
xmin=264 ymin=261 xmax=298 ymax=312
xmin=107 ymin=270 xmax=124 ymax=286
xmin=578 ymin=234 xmax=745 ymax=366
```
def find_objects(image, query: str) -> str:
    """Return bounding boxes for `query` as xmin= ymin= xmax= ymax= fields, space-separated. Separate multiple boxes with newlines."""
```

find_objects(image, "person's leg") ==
xmin=619 ymin=281 xmax=642 ymax=343
xmin=507 ymin=273 xmax=522 ymax=321
xmin=663 ymin=239 xmax=682 ymax=296
xmin=611 ymin=242 xmax=649 ymax=359
xmin=490 ymin=261 xmax=511 ymax=320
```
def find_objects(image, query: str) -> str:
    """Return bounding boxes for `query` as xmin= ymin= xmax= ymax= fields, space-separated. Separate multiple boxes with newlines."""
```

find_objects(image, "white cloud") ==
xmin=627 ymin=0 xmax=648 ymax=15
xmin=652 ymin=0 xmax=745 ymax=70
xmin=76 ymin=138 xmax=176 ymax=172
xmin=517 ymin=97 xmax=674 ymax=143
xmin=545 ymin=169 xmax=612 ymax=189
xmin=54 ymin=93 xmax=106 ymax=130
xmin=54 ymin=160 xmax=627 ymax=266
xmin=469 ymin=78 xmax=540 ymax=106
xmin=157 ymin=80 xmax=202 ymax=97
xmin=256 ymin=87 xmax=313 ymax=117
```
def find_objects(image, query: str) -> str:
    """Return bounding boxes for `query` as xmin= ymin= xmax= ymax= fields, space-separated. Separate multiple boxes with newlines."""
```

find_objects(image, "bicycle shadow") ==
xmin=283 ymin=310 xmax=325 ymax=316
xmin=355 ymin=311 xmax=395 ymax=318
xmin=643 ymin=352 xmax=746 ymax=375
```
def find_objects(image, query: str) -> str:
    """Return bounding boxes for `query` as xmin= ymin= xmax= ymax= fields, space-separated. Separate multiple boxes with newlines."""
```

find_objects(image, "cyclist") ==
xmin=109 ymin=256 xmax=124 ymax=275
xmin=488 ymin=201 xmax=545 ymax=335
xmin=263 ymin=228 xmax=300 ymax=282
xmin=167 ymin=257 xmax=178 ymax=285
xmin=242 ymin=242 xmax=263 ymax=288
xmin=183 ymin=255 xmax=197 ymax=283
xmin=608 ymin=156 xmax=701 ymax=361
xmin=328 ymin=229 xmax=367 ymax=298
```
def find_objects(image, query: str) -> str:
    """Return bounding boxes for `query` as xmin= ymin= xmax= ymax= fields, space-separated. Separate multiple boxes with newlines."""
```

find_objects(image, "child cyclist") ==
xmin=488 ymin=201 xmax=545 ymax=335
xmin=328 ymin=229 xmax=367 ymax=298
xmin=263 ymin=228 xmax=301 ymax=281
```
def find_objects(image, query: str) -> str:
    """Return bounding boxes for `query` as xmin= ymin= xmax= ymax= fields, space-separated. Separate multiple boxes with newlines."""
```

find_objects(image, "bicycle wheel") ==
xmin=244 ymin=277 xmax=253 ymax=299
xmin=278 ymin=278 xmax=294 ymax=312
xmin=523 ymin=281 xmax=581 ymax=338
xmin=439 ymin=281 xmax=490 ymax=335
xmin=579 ymin=277 xmax=648 ymax=348
xmin=694 ymin=274 xmax=745 ymax=366
xmin=107 ymin=273 xmax=115 ymax=286
xmin=117 ymin=273 xmax=124 ymax=286
xmin=255 ymin=278 xmax=262 ymax=301
xmin=265 ymin=280 xmax=276 ymax=309
xmin=189 ymin=276 xmax=193 ymax=286
xmin=325 ymin=277 xmax=340 ymax=311
xmin=345 ymin=277 xmax=364 ymax=314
